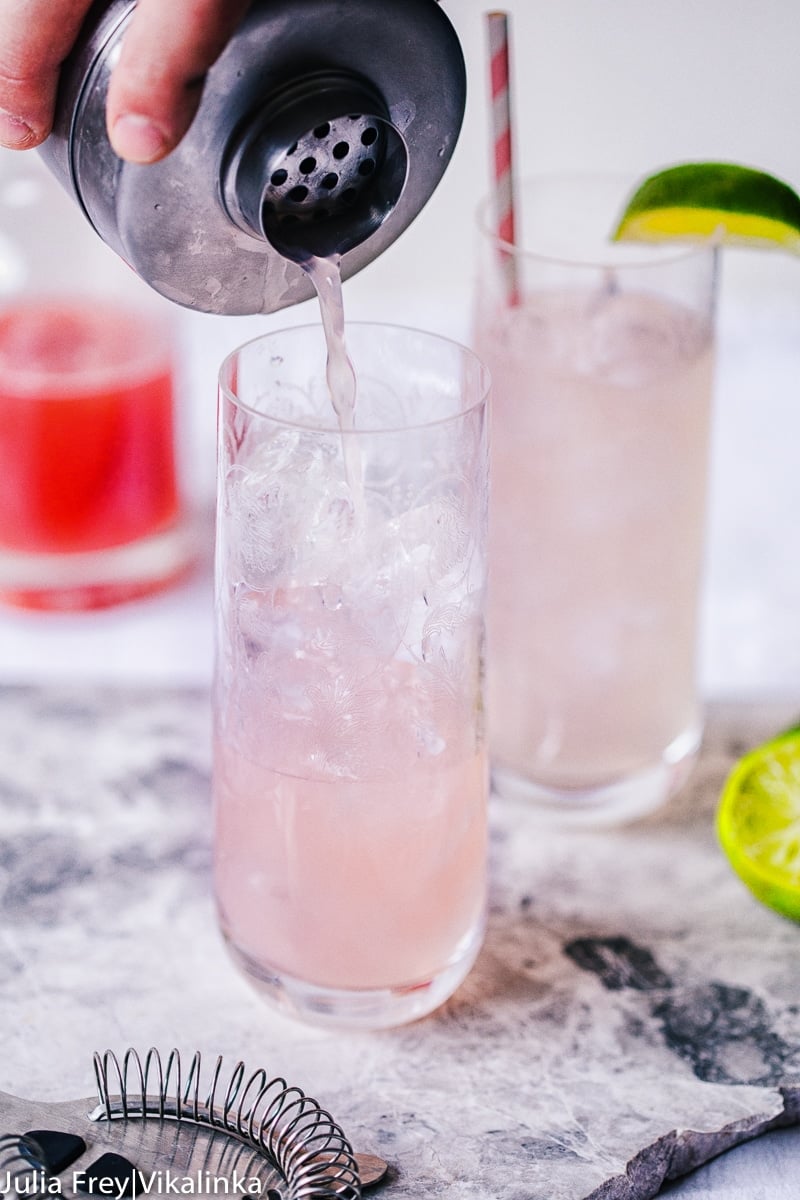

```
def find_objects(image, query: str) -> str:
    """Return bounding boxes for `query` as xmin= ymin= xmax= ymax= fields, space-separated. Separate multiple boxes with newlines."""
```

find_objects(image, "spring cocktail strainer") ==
xmin=1 ymin=1048 xmax=388 ymax=1198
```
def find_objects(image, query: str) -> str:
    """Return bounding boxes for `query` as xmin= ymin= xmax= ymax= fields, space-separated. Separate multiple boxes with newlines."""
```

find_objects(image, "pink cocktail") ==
xmin=474 ymin=174 xmax=719 ymax=825
xmin=214 ymin=655 xmax=487 ymax=992
xmin=214 ymin=323 xmax=490 ymax=1028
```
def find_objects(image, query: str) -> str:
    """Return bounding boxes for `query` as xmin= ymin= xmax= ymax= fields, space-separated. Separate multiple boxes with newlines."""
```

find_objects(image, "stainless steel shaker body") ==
xmin=38 ymin=0 xmax=466 ymax=315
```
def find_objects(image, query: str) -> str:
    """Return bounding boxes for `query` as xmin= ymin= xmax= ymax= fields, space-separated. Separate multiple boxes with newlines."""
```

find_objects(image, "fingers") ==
xmin=0 ymin=0 xmax=252 ymax=161
xmin=107 ymin=0 xmax=252 ymax=163
xmin=0 ymin=0 xmax=93 ymax=148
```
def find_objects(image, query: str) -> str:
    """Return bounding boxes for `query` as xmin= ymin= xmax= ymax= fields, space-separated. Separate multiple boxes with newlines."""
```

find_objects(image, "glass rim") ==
xmin=218 ymin=320 xmax=491 ymax=436
xmin=476 ymin=169 xmax=721 ymax=272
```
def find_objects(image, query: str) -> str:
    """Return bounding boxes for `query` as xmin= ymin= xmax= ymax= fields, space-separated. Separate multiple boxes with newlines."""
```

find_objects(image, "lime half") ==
xmin=613 ymin=162 xmax=800 ymax=253
xmin=717 ymin=728 xmax=800 ymax=921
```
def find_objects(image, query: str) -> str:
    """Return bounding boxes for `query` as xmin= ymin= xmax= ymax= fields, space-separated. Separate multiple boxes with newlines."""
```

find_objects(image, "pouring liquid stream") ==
xmin=302 ymin=254 xmax=365 ymax=514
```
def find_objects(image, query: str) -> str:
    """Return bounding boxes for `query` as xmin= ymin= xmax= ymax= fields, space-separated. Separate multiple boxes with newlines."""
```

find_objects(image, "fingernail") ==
xmin=110 ymin=113 xmax=169 ymax=163
xmin=0 ymin=110 xmax=37 ymax=148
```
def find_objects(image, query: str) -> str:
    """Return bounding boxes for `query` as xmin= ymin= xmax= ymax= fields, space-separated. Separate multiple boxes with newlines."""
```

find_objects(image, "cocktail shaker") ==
xmin=37 ymin=0 xmax=466 ymax=315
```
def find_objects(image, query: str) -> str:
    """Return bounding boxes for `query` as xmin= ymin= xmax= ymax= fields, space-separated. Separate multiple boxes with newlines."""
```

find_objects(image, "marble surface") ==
xmin=1 ymin=684 xmax=800 ymax=1198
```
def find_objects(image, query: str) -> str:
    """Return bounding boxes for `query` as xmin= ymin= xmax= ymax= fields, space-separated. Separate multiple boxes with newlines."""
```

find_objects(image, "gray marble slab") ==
xmin=1 ymin=685 xmax=799 ymax=1199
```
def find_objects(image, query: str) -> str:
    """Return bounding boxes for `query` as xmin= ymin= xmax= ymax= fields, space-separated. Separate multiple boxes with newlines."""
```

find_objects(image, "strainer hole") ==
xmin=332 ymin=142 xmax=350 ymax=160
xmin=358 ymin=159 xmax=376 ymax=177
xmin=313 ymin=123 xmax=330 ymax=139
xmin=287 ymin=141 xmax=298 ymax=155
xmin=361 ymin=127 xmax=379 ymax=146
xmin=270 ymin=168 xmax=288 ymax=187
xmin=288 ymin=185 xmax=308 ymax=202
xmin=320 ymin=173 xmax=338 ymax=190
xmin=299 ymin=156 xmax=316 ymax=174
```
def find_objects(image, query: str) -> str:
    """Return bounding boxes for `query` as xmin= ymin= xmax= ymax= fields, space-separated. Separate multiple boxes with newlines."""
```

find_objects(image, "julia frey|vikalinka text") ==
xmin=3 ymin=1170 xmax=267 ymax=1196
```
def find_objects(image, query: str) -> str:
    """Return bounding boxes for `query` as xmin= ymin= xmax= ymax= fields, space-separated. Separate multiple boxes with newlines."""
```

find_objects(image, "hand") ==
xmin=0 ymin=0 xmax=252 ymax=163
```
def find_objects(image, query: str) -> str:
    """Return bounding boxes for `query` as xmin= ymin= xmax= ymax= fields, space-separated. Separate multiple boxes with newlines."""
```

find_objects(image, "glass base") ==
xmin=0 ymin=516 xmax=200 ymax=611
xmin=221 ymin=917 xmax=486 ymax=1031
xmin=491 ymin=723 xmax=703 ymax=828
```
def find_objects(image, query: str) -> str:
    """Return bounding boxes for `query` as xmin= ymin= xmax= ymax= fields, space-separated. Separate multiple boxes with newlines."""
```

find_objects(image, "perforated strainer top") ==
xmin=262 ymin=114 xmax=386 ymax=228
xmin=222 ymin=73 xmax=409 ymax=262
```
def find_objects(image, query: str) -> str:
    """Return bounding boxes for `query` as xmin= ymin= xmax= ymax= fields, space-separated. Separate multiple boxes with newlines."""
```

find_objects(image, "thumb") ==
xmin=106 ymin=0 xmax=251 ymax=163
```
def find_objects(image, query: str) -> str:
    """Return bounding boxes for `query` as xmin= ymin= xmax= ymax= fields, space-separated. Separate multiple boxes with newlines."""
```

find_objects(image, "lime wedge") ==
xmin=613 ymin=162 xmax=800 ymax=252
xmin=717 ymin=727 xmax=800 ymax=921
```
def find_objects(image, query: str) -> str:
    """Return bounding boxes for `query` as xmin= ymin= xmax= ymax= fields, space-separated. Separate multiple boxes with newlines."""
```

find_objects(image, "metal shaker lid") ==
xmin=39 ymin=0 xmax=466 ymax=315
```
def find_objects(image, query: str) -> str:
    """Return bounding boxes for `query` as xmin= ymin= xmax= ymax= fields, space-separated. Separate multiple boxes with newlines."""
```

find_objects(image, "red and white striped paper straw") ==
xmin=486 ymin=10 xmax=520 ymax=306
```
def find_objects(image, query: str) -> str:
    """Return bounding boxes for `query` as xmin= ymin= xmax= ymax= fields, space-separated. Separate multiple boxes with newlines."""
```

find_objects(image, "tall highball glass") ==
xmin=474 ymin=173 xmax=718 ymax=826
xmin=214 ymin=322 xmax=490 ymax=1028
